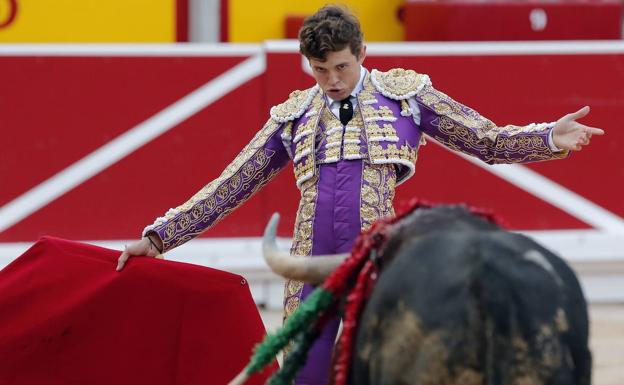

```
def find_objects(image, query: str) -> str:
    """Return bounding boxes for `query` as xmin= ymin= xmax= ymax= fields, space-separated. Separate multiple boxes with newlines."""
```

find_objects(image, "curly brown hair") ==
xmin=298 ymin=5 xmax=364 ymax=61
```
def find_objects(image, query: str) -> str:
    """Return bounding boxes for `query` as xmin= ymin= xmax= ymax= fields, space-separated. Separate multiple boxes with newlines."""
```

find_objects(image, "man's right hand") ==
xmin=116 ymin=236 xmax=162 ymax=271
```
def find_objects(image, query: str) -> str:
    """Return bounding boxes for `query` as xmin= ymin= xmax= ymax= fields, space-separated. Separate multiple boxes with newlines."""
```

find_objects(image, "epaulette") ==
xmin=370 ymin=68 xmax=431 ymax=100
xmin=270 ymin=85 xmax=320 ymax=123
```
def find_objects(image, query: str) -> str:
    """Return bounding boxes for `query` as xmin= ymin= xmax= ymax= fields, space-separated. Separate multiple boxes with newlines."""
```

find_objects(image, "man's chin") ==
xmin=327 ymin=90 xmax=345 ymax=99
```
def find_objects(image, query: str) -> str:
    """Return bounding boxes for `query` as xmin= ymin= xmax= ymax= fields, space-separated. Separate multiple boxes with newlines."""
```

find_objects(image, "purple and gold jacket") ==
xmin=143 ymin=68 xmax=567 ymax=255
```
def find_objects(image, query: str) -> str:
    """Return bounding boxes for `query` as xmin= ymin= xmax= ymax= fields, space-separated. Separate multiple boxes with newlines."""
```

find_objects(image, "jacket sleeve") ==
xmin=142 ymin=118 xmax=291 ymax=253
xmin=413 ymin=84 xmax=569 ymax=164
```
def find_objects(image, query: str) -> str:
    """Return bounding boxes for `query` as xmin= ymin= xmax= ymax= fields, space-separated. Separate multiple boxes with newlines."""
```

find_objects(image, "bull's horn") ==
xmin=263 ymin=213 xmax=348 ymax=284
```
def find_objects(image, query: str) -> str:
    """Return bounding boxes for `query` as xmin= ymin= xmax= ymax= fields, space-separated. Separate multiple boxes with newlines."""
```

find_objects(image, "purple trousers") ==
xmin=294 ymin=160 xmax=364 ymax=385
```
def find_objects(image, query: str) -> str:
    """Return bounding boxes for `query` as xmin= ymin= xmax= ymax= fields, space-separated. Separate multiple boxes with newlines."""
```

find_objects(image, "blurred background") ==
xmin=0 ymin=0 xmax=623 ymax=383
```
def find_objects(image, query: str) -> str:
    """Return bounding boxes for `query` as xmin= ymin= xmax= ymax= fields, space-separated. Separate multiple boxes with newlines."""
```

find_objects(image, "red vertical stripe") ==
xmin=176 ymin=0 xmax=189 ymax=42
xmin=220 ymin=0 xmax=229 ymax=42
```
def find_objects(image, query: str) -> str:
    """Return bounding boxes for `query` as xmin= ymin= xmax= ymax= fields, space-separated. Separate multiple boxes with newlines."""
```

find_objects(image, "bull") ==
xmin=263 ymin=205 xmax=591 ymax=385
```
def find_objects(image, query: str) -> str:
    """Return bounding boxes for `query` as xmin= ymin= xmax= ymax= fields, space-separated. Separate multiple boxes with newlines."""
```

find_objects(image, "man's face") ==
xmin=308 ymin=46 xmax=366 ymax=101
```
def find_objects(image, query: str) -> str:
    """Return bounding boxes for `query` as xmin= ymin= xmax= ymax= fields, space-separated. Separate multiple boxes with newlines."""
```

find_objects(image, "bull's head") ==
xmin=263 ymin=206 xmax=501 ymax=283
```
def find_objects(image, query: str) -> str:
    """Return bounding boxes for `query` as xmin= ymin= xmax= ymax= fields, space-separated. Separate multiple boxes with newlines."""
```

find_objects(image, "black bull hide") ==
xmin=348 ymin=206 xmax=591 ymax=385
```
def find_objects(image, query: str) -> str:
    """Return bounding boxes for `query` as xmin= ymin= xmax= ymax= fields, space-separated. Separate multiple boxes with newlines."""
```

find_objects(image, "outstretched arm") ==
xmin=413 ymin=84 xmax=604 ymax=164
xmin=116 ymin=118 xmax=291 ymax=271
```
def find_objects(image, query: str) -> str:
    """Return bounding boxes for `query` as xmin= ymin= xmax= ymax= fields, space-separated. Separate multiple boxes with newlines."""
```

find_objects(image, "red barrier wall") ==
xmin=1 ymin=43 xmax=623 ymax=242
xmin=402 ymin=0 xmax=623 ymax=41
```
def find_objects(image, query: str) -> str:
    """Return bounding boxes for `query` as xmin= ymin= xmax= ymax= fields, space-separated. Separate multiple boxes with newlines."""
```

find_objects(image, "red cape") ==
xmin=0 ymin=236 xmax=277 ymax=385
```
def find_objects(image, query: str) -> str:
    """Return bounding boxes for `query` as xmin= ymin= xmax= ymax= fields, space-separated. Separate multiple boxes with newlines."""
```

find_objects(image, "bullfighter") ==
xmin=117 ymin=5 xmax=603 ymax=385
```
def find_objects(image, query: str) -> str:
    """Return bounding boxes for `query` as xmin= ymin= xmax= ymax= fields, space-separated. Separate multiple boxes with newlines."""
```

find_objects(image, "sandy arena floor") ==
xmin=259 ymin=303 xmax=624 ymax=385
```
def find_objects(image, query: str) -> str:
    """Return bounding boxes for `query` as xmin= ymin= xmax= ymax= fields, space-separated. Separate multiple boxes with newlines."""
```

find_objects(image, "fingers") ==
xmin=573 ymin=127 xmax=593 ymax=149
xmin=116 ymin=248 xmax=129 ymax=271
xmin=572 ymin=139 xmax=583 ymax=151
xmin=116 ymin=239 xmax=164 ymax=271
xmin=566 ymin=122 xmax=603 ymax=152
xmin=580 ymin=125 xmax=603 ymax=142
xmin=568 ymin=106 xmax=590 ymax=120
xmin=584 ymin=126 xmax=604 ymax=136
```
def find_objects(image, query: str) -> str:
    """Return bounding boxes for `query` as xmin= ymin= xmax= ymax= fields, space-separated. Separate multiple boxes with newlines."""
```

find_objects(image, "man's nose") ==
xmin=328 ymin=71 xmax=340 ymax=86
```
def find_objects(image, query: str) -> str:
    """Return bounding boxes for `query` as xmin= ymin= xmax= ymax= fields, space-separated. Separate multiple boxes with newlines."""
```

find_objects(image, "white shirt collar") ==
xmin=325 ymin=66 xmax=367 ymax=106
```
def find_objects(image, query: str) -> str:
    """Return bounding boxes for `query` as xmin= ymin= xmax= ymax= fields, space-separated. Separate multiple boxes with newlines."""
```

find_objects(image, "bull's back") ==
xmin=351 ymin=231 xmax=590 ymax=385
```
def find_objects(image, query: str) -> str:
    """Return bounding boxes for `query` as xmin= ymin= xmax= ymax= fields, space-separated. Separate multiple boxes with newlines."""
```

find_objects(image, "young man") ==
xmin=117 ymin=5 xmax=603 ymax=385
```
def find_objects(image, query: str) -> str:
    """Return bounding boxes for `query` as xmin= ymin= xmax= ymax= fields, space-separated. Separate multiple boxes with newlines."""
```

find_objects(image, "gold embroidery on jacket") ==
xmin=271 ymin=87 xmax=319 ymax=122
xmin=281 ymin=121 xmax=292 ymax=139
xmin=366 ymin=123 xmax=399 ymax=142
xmin=361 ymin=164 xmax=397 ymax=230
xmin=161 ymin=150 xmax=279 ymax=251
xmin=293 ymin=117 xmax=316 ymax=143
xmin=289 ymin=175 xmax=317 ymax=256
xmin=358 ymin=88 xmax=378 ymax=105
xmin=284 ymin=175 xmax=319 ymax=320
xmin=294 ymin=134 xmax=314 ymax=161
xmin=344 ymin=143 xmax=362 ymax=159
xmin=357 ymin=76 xmax=418 ymax=185
xmin=287 ymin=280 xmax=304 ymax=297
xmin=324 ymin=146 xmax=341 ymax=163
xmin=418 ymin=85 xmax=564 ymax=163
xmin=285 ymin=296 xmax=301 ymax=318
xmin=317 ymin=101 xmax=366 ymax=162
xmin=324 ymin=112 xmax=343 ymax=147
xmin=369 ymin=142 xmax=418 ymax=163
xmin=419 ymin=86 xmax=498 ymax=140
xmin=294 ymin=156 xmax=315 ymax=184
xmin=343 ymin=113 xmax=364 ymax=160
xmin=433 ymin=115 xmax=556 ymax=163
xmin=372 ymin=68 xmax=428 ymax=98
xmin=292 ymin=94 xmax=324 ymax=186
xmin=152 ymin=119 xmax=283 ymax=251
xmin=362 ymin=105 xmax=397 ymax=122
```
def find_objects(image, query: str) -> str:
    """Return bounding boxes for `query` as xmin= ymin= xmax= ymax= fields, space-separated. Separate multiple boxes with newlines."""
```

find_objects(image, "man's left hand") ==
xmin=553 ymin=106 xmax=605 ymax=151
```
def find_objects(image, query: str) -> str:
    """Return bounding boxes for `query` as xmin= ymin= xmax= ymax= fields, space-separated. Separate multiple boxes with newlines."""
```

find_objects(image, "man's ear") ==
xmin=359 ymin=45 xmax=367 ymax=62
